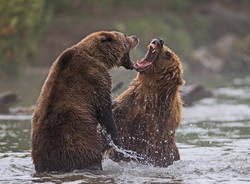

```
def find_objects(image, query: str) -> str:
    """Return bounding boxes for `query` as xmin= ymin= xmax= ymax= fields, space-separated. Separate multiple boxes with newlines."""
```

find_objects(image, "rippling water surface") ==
xmin=0 ymin=76 xmax=250 ymax=184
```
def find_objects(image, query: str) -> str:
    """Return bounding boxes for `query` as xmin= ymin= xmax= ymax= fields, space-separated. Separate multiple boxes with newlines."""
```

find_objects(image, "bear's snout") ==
xmin=128 ymin=35 xmax=139 ymax=49
xmin=151 ymin=38 xmax=164 ymax=47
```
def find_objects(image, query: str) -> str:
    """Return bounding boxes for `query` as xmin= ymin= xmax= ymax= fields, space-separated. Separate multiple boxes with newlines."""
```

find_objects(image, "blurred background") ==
xmin=1 ymin=0 xmax=250 ymax=107
xmin=1 ymin=1 xmax=250 ymax=183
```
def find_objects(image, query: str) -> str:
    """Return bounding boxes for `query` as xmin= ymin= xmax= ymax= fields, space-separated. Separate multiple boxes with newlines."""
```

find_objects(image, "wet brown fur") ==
xmin=112 ymin=44 xmax=184 ymax=167
xmin=31 ymin=31 xmax=136 ymax=173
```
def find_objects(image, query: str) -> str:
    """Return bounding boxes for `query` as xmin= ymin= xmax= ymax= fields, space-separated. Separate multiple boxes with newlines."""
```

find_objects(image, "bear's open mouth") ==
xmin=133 ymin=39 xmax=162 ymax=71
xmin=121 ymin=35 xmax=139 ymax=70
xmin=120 ymin=52 xmax=134 ymax=70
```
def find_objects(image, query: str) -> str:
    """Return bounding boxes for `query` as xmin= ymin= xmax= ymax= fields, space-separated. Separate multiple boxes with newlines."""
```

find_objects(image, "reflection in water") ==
xmin=0 ymin=76 xmax=250 ymax=183
xmin=0 ymin=119 xmax=31 ymax=153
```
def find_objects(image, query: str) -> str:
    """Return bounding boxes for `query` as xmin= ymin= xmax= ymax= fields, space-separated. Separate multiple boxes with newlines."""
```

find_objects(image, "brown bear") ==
xmin=31 ymin=31 xmax=139 ymax=173
xmin=111 ymin=38 xmax=184 ymax=167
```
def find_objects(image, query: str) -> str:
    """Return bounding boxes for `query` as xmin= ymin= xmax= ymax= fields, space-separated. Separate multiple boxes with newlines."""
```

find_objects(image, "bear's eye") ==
xmin=165 ymin=51 xmax=172 ymax=59
xmin=100 ymin=34 xmax=114 ymax=43
xmin=101 ymin=37 xmax=113 ymax=42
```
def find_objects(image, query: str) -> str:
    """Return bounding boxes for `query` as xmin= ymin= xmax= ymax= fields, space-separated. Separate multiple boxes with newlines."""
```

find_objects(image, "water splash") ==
xmin=103 ymin=129 xmax=145 ymax=161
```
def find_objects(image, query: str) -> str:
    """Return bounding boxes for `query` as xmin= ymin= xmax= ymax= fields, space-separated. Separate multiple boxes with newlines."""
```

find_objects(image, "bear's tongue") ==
xmin=135 ymin=44 xmax=156 ymax=68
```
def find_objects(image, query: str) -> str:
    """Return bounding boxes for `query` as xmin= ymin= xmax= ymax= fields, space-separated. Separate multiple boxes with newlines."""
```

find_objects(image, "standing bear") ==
xmin=31 ymin=31 xmax=139 ymax=173
xmin=112 ymin=38 xmax=184 ymax=167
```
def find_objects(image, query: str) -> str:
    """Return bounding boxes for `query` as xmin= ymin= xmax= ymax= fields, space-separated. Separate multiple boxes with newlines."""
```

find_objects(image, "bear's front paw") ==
xmin=112 ymin=137 xmax=123 ymax=148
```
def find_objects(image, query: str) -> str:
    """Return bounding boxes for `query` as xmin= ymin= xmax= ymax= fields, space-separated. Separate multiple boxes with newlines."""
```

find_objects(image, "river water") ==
xmin=0 ymin=74 xmax=250 ymax=184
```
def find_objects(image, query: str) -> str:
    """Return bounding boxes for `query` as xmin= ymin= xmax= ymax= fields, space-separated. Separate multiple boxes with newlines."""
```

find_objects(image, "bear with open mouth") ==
xmin=31 ymin=31 xmax=138 ymax=173
xmin=111 ymin=38 xmax=184 ymax=167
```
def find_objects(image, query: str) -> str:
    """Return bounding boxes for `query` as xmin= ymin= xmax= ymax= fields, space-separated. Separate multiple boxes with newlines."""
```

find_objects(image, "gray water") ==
xmin=0 ymin=75 xmax=250 ymax=184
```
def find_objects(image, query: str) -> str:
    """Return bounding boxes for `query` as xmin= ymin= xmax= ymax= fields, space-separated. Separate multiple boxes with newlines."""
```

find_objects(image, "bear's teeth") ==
xmin=136 ymin=61 xmax=144 ymax=67
xmin=152 ymin=49 xmax=156 ymax=54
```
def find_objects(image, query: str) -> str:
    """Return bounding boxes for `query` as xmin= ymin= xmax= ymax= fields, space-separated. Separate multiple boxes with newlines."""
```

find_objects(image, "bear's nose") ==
xmin=131 ymin=35 xmax=138 ymax=40
xmin=157 ymin=38 xmax=164 ymax=46
xmin=152 ymin=38 xmax=164 ymax=46
xmin=130 ymin=35 xmax=139 ymax=48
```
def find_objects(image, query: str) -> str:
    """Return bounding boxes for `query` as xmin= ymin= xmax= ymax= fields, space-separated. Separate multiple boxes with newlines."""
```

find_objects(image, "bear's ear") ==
xmin=57 ymin=48 xmax=74 ymax=70
xmin=98 ymin=32 xmax=114 ymax=43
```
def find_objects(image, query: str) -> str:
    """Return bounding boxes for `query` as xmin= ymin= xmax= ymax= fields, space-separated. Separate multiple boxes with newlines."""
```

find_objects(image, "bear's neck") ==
xmin=116 ymin=72 xmax=182 ymax=131
xmin=124 ymin=73 xmax=182 ymax=130
xmin=134 ymin=73 xmax=180 ymax=104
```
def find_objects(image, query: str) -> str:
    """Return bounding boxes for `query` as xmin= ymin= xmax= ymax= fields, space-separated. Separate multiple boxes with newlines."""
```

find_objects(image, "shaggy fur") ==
xmin=112 ymin=40 xmax=184 ymax=167
xmin=31 ymin=31 xmax=138 ymax=173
